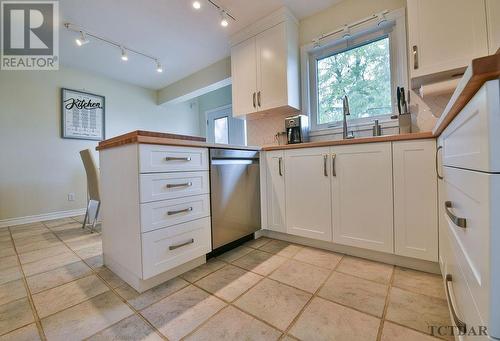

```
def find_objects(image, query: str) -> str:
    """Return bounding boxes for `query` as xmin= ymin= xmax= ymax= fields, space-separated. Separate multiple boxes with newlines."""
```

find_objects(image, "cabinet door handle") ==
xmin=278 ymin=157 xmax=283 ymax=176
xmin=436 ymin=146 xmax=443 ymax=180
xmin=257 ymin=91 xmax=261 ymax=107
xmin=167 ymin=207 xmax=193 ymax=216
xmin=331 ymin=153 xmax=336 ymax=177
xmin=323 ymin=155 xmax=328 ymax=177
xmin=445 ymin=275 xmax=467 ymax=333
xmin=165 ymin=156 xmax=191 ymax=162
xmin=166 ymin=182 xmax=192 ymax=189
xmin=253 ymin=92 xmax=256 ymax=108
xmin=412 ymin=45 xmax=419 ymax=69
xmin=169 ymin=238 xmax=194 ymax=250
xmin=445 ymin=201 xmax=467 ymax=228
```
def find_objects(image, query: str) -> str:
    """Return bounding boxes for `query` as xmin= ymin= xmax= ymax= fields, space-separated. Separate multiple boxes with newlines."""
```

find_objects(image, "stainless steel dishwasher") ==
xmin=209 ymin=148 xmax=261 ymax=250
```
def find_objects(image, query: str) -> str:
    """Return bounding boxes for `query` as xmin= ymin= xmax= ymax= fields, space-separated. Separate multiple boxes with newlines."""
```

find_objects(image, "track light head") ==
xmin=156 ymin=60 xmax=163 ymax=73
xmin=121 ymin=47 xmax=128 ymax=61
xmin=75 ymin=31 xmax=89 ymax=46
xmin=220 ymin=11 xmax=228 ymax=27
xmin=192 ymin=1 xmax=201 ymax=9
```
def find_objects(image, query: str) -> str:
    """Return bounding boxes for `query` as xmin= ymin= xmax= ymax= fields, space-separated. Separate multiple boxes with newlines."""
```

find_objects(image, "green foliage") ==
xmin=317 ymin=37 xmax=392 ymax=125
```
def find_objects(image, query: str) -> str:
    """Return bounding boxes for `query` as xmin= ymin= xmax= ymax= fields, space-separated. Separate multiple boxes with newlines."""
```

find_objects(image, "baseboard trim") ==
xmin=0 ymin=208 xmax=86 ymax=228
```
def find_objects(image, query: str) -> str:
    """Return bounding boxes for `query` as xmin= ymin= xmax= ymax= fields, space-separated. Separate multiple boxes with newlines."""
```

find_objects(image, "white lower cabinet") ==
xmin=393 ymin=139 xmax=438 ymax=261
xmin=264 ymin=151 xmax=286 ymax=233
xmin=331 ymin=142 xmax=394 ymax=253
xmin=284 ymin=147 xmax=332 ymax=241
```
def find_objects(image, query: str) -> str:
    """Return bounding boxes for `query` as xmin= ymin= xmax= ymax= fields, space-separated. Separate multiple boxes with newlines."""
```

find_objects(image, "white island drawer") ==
xmin=140 ymin=194 xmax=210 ymax=232
xmin=142 ymin=217 xmax=211 ymax=279
xmin=139 ymin=145 xmax=209 ymax=173
xmin=140 ymin=172 xmax=209 ymax=203
xmin=441 ymin=80 xmax=500 ymax=173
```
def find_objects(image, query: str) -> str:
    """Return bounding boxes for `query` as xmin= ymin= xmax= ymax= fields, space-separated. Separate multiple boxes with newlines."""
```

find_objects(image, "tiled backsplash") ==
xmin=246 ymin=112 xmax=291 ymax=146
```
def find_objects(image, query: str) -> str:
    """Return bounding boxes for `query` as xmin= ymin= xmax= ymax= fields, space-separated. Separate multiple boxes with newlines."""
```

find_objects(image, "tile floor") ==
xmin=0 ymin=217 xmax=452 ymax=341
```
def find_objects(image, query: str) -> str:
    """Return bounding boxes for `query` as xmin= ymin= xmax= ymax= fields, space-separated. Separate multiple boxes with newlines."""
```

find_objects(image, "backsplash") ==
xmin=246 ymin=112 xmax=291 ymax=146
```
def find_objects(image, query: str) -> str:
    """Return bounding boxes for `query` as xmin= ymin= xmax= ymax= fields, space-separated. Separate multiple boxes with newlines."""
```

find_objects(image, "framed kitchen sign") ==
xmin=61 ymin=88 xmax=105 ymax=141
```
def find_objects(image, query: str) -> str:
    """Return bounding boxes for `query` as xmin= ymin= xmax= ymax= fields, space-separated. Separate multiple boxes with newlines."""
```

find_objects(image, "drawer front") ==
xmin=140 ymin=172 xmax=209 ymax=203
xmin=142 ymin=217 xmax=211 ymax=279
xmin=140 ymin=194 xmax=210 ymax=233
xmin=441 ymin=80 xmax=500 ymax=173
xmin=443 ymin=228 xmax=487 ymax=341
xmin=139 ymin=145 xmax=208 ymax=173
xmin=442 ymin=166 xmax=490 ymax=322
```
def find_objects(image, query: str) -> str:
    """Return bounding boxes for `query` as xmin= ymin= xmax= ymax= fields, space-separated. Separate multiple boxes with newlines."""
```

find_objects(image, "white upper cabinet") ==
xmin=393 ymin=140 xmax=438 ymax=262
xmin=331 ymin=143 xmax=394 ymax=253
xmin=407 ymin=0 xmax=488 ymax=80
xmin=231 ymin=8 xmax=300 ymax=118
xmin=264 ymin=151 xmax=286 ymax=233
xmin=486 ymin=0 xmax=500 ymax=54
xmin=285 ymin=147 xmax=332 ymax=241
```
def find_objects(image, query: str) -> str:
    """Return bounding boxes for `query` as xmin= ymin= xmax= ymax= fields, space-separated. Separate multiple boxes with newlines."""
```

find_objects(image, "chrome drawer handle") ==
xmin=445 ymin=201 xmax=467 ymax=228
xmin=278 ymin=157 xmax=283 ymax=176
xmin=165 ymin=156 xmax=191 ymax=161
xmin=167 ymin=207 xmax=193 ymax=216
xmin=323 ymin=155 xmax=328 ymax=177
xmin=445 ymin=274 xmax=466 ymax=333
xmin=166 ymin=182 xmax=192 ymax=189
xmin=412 ymin=45 xmax=419 ymax=69
xmin=169 ymin=238 xmax=194 ymax=250
xmin=436 ymin=146 xmax=443 ymax=180
xmin=331 ymin=153 xmax=336 ymax=177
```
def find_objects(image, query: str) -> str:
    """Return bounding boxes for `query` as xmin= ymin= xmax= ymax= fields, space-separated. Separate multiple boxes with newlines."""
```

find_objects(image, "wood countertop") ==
xmin=97 ymin=53 xmax=499 ymax=153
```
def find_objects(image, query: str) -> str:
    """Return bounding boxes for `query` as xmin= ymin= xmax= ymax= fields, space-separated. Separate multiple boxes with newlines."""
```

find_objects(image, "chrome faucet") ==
xmin=342 ymin=95 xmax=354 ymax=139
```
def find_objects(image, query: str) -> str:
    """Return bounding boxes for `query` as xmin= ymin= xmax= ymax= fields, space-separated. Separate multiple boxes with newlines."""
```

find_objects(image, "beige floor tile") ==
xmin=48 ymin=222 xmax=82 ymax=232
xmin=84 ymin=254 xmax=104 ymax=269
xmin=55 ymin=227 xmax=93 ymax=242
xmin=393 ymin=267 xmax=446 ymax=299
xmin=381 ymin=321 xmax=443 ymax=341
xmin=0 ymin=247 xmax=15 ymax=259
xmin=33 ymin=274 xmax=109 ymax=318
xmin=10 ymin=228 xmax=50 ymax=240
xmin=195 ymin=264 xmax=262 ymax=302
xmin=185 ymin=305 xmax=282 ymax=341
xmin=217 ymin=246 xmax=254 ymax=263
xmin=21 ymin=251 xmax=80 ymax=277
xmin=115 ymin=277 xmax=188 ymax=310
xmin=232 ymin=250 xmax=287 ymax=276
xmin=0 ymin=279 xmax=26 ymax=306
xmin=18 ymin=244 xmax=70 ymax=264
xmin=269 ymin=259 xmax=330 ymax=293
xmin=141 ymin=285 xmax=226 ymax=341
xmin=336 ymin=256 xmax=393 ymax=284
xmin=259 ymin=240 xmax=303 ymax=258
xmin=0 ymin=235 xmax=11 ymax=243
xmin=65 ymin=234 xmax=101 ymax=251
xmin=181 ymin=259 xmax=226 ymax=283
xmin=318 ymin=271 xmax=388 ymax=317
xmin=41 ymin=291 xmax=133 ymax=341
xmin=0 ymin=266 xmax=22 ymax=286
xmin=15 ymin=238 xmax=64 ymax=254
xmin=26 ymin=261 xmax=93 ymax=294
xmin=87 ymin=314 xmax=162 ymax=341
xmin=0 ymin=256 xmax=18 ymax=271
xmin=43 ymin=217 xmax=76 ymax=228
xmin=244 ymin=237 xmax=273 ymax=249
xmin=72 ymin=215 xmax=86 ymax=224
xmin=0 ymin=323 xmax=40 ymax=341
xmin=386 ymin=287 xmax=451 ymax=336
xmin=75 ymin=243 xmax=102 ymax=259
xmin=0 ymin=298 xmax=34 ymax=335
xmin=292 ymin=247 xmax=342 ymax=269
xmin=12 ymin=233 xmax=58 ymax=246
xmin=234 ymin=278 xmax=311 ymax=331
xmin=289 ymin=297 xmax=380 ymax=341
xmin=96 ymin=267 xmax=126 ymax=289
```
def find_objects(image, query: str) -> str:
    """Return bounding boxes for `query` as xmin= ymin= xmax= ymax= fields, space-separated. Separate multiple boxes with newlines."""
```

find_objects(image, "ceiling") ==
xmin=59 ymin=0 xmax=343 ymax=90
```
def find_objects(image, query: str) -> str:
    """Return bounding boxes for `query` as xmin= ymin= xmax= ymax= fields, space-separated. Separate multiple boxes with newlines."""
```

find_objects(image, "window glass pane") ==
xmin=214 ymin=116 xmax=229 ymax=144
xmin=316 ymin=37 xmax=392 ymax=125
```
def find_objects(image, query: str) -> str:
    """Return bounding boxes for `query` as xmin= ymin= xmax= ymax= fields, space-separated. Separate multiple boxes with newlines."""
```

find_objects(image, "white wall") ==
xmin=0 ymin=66 xmax=201 ymax=221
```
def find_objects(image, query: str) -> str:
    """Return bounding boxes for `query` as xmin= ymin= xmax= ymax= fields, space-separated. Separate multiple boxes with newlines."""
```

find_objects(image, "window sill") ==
xmin=309 ymin=117 xmax=400 ymax=141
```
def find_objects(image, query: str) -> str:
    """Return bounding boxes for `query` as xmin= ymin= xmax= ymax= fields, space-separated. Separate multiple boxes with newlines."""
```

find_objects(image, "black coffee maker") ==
xmin=285 ymin=115 xmax=309 ymax=144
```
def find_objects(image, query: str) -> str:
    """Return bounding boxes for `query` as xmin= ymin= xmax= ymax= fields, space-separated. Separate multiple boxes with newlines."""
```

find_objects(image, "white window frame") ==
xmin=301 ymin=8 xmax=408 ymax=134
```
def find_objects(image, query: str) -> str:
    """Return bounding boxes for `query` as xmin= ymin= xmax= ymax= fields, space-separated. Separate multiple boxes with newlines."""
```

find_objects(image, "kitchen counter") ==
xmin=97 ymin=130 xmax=260 ymax=151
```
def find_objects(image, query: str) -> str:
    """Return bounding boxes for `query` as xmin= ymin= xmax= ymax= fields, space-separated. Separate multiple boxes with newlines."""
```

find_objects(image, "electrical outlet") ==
xmin=67 ymin=193 xmax=75 ymax=201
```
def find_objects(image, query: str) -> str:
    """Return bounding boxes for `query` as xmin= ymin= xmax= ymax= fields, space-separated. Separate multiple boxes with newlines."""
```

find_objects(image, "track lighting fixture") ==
xmin=192 ymin=0 xmax=235 ymax=27
xmin=192 ymin=1 xmax=201 ymax=9
xmin=75 ymin=31 xmax=89 ymax=46
xmin=220 ymin=10 xmax=228 ymax=27
xmin=156 ymin=60 xmax=163 ymax=73
xmin=120 ymin=47 xmax=128 ymax=61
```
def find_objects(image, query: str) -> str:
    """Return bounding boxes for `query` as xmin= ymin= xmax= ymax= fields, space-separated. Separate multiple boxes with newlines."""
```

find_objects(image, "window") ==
xmin=214 ymin=116 xmax=229 ymax=144
xmin=304 ymin=8 xmax=407 ymax=132
xmin=317 ymin=37 xmax=392 ymax=124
